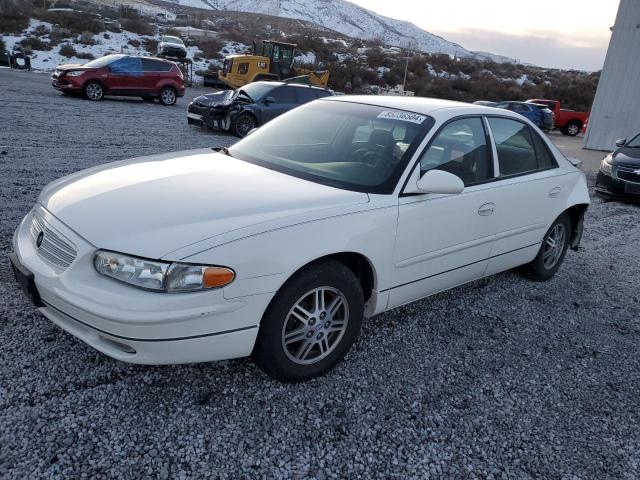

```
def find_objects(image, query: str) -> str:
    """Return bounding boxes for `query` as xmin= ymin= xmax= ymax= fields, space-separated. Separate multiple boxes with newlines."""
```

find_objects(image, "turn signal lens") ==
xmin=203 ymin=267 xmax=235 ymax=289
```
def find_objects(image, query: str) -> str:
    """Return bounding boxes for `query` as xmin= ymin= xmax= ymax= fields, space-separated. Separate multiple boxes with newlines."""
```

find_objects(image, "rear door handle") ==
xmin=549 ymin=187 xmax=562 ymax=198
xmin=478 ymin=202 xmax=495 ymax=216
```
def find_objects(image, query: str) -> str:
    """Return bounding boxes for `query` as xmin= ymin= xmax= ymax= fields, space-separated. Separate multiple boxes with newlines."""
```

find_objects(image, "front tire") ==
xmin=84 ymin=81 xmax=104 ymax=101
xmin=158 ymin=87 xmax=177 ymax=106
xmin=520 ymin=213 xmax=570 ymax=281
xmin=231 ymin=112 xmax=257 ymax=137
xmin=253 ymin=260 xmax=364 ymax=382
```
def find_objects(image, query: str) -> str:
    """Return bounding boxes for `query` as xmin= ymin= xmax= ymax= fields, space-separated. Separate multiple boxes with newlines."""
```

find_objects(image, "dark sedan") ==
xmin=596 ymin=134 xmax=640 ymax=201
xmin=494 ymin=101 xmax=554 ymax=131
xmin=187 ymin=81 xmax=334 ymax=137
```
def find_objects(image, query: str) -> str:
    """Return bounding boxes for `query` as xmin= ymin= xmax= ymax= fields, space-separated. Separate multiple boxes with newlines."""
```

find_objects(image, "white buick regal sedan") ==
xmin=9 ymin=96 xmax=589 ymax=382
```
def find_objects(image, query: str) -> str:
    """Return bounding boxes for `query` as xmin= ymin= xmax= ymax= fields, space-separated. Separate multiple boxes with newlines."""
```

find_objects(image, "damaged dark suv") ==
xmin=187 ymin=81 xmax=334 ymax=137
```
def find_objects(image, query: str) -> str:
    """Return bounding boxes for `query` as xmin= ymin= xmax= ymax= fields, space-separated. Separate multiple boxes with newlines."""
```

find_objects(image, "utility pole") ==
xmin=402 ymin=40 xmax=413 ymax=91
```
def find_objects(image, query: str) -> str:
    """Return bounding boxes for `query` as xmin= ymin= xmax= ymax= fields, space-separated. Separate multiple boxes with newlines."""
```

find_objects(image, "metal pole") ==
xmin=402 ymin=44 xmax=410 ymax=92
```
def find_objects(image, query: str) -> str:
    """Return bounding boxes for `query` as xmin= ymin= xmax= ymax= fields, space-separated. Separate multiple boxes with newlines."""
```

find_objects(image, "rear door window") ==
xmin=296 ymin=88 xmax=318 ymax=104
xmin=488 ymin=117 xmax=556 ymax=176
xmin=270 ymin=86 xmax=297 ymax=104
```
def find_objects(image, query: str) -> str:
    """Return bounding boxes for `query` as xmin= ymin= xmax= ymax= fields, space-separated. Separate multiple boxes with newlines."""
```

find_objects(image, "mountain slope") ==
xmin=165 ymin=0 xmax=476 ymax=57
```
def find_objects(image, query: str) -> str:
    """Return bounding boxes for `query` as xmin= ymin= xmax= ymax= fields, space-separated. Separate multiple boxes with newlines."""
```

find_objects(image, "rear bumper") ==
xmin=595 ymin=171 xmax=640 ymax=202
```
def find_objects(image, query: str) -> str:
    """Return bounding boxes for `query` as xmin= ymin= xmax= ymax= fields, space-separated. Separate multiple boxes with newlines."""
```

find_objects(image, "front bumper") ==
xmin=187 ymin=103 xmax=232 ymax=131
xmin=595 ymin=170 xmax=640 ymax=202
xmin=159 ymin=46 xmax=187 ymax=59
xmin=10 ymin=207 xmax=270 ymax=364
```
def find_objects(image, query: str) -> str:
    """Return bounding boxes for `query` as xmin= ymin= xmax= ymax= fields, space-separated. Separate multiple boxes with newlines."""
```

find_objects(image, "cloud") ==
xmin=432 ymin=28 xmax=611 ymax=71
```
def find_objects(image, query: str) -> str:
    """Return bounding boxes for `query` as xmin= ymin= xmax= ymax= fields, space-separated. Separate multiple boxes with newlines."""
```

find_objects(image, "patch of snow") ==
xmin=294 ymin=51 xmax=316 ymax=64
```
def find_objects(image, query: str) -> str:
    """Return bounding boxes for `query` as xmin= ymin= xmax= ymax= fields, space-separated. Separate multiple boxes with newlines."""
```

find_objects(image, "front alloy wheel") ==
xmin=253 ymin=260 xmax=364 ymax=382
xmin=232 ymin=113 xmax=257 ymax=137
xmin=84 ymin=81 xmax=104 ymax=101
xmin=281 ymin=287 xmax=349 ymax=365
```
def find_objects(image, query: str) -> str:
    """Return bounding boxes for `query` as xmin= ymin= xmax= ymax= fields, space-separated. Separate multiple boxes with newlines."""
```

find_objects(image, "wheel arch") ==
xmin=275 ymin=251 xmax=378 ymax=311
xmin=564 ymin=203 xmax=588 ymax=250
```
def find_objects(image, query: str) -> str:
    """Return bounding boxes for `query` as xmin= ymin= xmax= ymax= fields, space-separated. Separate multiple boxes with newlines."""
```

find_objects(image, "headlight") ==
xmin=65 ymin=71 xmax=84 ymax=77
xmin=600 ymin=154 xmax=614 ymax=176
xmin=94 ymin=250 xmax=235 ymax=292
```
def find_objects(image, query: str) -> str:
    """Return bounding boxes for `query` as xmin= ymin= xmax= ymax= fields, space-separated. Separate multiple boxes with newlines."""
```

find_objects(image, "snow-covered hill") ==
xmin=165 ymin=0 xmax=478 ymax=58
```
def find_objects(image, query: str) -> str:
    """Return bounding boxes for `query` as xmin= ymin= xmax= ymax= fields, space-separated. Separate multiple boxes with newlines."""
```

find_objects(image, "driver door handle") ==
xmin=478 ymin=202 xmax=495 ymax=216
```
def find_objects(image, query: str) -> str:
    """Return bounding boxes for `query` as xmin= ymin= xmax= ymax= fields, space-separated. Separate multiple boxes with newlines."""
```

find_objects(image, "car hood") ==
xmin=38 ymin=149 xmax=369 ymax=259
xmin=57 ymin=64 xmax=93 ymax=71
xmin=194 ymin=90 xmax=236 ymax=107
xmin=612 ymin=147 xmax=640 ymax=166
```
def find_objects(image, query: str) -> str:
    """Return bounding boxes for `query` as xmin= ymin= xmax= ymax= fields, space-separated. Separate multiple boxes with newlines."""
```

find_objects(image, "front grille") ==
xmin=29 ymin=212 xmax=78 ymax=272
xmin=617 ymin=166 xmax=640 ymax=184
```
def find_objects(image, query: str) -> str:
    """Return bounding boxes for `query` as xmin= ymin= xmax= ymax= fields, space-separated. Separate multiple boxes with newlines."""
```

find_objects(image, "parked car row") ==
xmin=473 ymin=99 xmax=590 ymax=136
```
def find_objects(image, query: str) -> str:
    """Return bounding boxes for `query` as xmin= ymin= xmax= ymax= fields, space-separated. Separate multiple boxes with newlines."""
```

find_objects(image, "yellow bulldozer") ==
xmin=203 ymin=40 xmax=329 ymax=89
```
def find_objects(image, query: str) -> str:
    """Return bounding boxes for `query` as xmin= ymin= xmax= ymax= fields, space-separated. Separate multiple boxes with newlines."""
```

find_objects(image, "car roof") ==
xmin=324 ymin=95 xmax=477 ymax=114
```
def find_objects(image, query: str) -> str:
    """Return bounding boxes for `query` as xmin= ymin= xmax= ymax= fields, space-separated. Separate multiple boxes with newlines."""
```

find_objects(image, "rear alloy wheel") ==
xmin=84 ymin=81 xmax=104 ymax=101
xmin=520 ymin=213 xmax=570 ymax=281
xmin=253 ymin=260 xmax=364 ymax=382
xmin=231 ymin=113 xmax=257 ymax=138
xmin=159 ymin=87 xmax=177 ymax=106
xmin=565 ymin=121 xmax=581 ymax=136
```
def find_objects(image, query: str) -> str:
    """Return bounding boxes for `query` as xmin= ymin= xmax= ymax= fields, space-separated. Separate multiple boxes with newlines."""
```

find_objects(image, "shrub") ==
xmin=19 ymin=36 xmax=51 ymax=52
xmin=0 ymin=6 xmax=30 ymax=34
xmin=143 ymin=37 xmax=158 ymax=54
xmin=127 ymin=38 xmax=141 ymax=48
xmin=59 ymin=43 xmax=77 ymax=58
xmin=120 ymin=17 xmax=154 ymax=36
xmin=78 ymin=31 xmax=96 ymax=45
xmin=103 ymin=33 xmax=111 ymax=40
xmin=76 ymin=51 xmax=95 ymax=60
xmin=0 ymin=36 xmax=5 ymax=54
xmin=39 ymin=11 xmax=103 ymax=34
xmin=196 ymin=38 xmax=224 ymax=59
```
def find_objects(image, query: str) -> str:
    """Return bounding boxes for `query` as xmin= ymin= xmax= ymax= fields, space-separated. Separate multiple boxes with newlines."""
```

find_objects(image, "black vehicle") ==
xmin=187 ymin=81 xmax=334 ymax=137
xmin=596 ymin=134 xmax=640 ymax=201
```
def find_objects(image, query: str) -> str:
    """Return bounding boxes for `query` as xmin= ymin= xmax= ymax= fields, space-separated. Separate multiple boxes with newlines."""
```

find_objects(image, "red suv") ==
xmin=52 ymin=54 xmax=185 ymax=105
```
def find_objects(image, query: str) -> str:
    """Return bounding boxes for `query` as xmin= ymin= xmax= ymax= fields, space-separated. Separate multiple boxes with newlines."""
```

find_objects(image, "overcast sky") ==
xmin=349 ymin=0 xmax=620 ymax=70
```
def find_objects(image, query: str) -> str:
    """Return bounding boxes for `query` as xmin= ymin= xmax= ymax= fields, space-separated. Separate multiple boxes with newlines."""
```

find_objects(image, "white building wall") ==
xmin=584 ymin=0 xmax=640 ymax=151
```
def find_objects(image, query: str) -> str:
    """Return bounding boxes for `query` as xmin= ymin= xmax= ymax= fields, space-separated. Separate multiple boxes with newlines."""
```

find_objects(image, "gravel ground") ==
xmin=1 ymin=69 xmax=640 ymax=479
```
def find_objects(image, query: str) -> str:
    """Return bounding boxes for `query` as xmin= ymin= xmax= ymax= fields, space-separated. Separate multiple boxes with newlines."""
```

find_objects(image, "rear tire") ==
xmin=565 ymin=121 xmax=581 ymax=136
xmin=253 ymin=260 xmax=364 ymax=382
xmin=158 ymin=87 xmax=177 ymax=106
xmin=84 ymin=81 xmax=104 ymax=101
xmin=519 ymin=213 xmax=570 ymax=281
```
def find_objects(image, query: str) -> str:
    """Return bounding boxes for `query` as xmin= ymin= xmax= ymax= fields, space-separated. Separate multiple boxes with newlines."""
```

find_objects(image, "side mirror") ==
xmin=615 ymin=138 xmax=626 ymax=147
xmin=264 ymin=96 xmax=276 ymax=105
xmin=416 ymin=170 xmax=465 ymax=195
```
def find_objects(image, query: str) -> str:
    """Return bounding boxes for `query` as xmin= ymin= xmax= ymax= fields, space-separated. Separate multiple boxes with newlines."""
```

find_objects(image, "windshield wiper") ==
xmin=213 ymin=146 xmax=232 ymax=157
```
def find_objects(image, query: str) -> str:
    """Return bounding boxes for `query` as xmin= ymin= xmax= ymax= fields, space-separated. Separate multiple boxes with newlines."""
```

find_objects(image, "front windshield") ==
xmin=626 ymin=133 xmax=640 ymax=148
xmin=236 ymin=82 xmax=275 ymax=102
xmin=162 ymin=36 xmax=184 ymax=45
xmin=83 ymin=55 xmax=122 ymax=68
xmin=228 ymin=100 xmax=434 ymax=193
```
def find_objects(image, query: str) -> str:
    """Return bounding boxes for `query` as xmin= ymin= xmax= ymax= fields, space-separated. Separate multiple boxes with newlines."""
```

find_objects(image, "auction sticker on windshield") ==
xmin=377 ymin=110 xmax=427 ymax=124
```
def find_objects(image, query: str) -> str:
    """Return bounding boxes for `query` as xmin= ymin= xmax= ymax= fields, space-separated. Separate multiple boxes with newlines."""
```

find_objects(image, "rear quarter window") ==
xmin=142 ymin=59 xmax=172 ymax=72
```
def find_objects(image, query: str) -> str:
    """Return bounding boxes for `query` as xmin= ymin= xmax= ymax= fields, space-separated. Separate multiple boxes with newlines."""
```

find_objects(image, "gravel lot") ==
xmin=1 ymin=69 xmax=640 ymax=479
